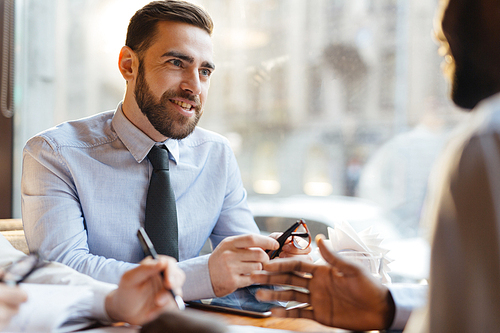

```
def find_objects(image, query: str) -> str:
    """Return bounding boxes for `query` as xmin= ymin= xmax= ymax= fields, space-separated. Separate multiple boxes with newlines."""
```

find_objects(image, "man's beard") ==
xmin=450 ymin=54 xmax=498 ymax=110
xmin=134 ymin=62 xmax=202 ymax=140
xmin=447 ymin=11 xmax=500 ymax=111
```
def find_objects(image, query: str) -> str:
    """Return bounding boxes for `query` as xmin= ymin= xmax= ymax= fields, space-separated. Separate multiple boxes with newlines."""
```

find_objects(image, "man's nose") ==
xmin=180 ymin=70 xmax=202 ymax=95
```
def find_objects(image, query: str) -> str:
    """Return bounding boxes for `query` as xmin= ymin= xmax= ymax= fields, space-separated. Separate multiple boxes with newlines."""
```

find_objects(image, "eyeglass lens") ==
xmin=291 ymin=221 xmax=311 ymax=250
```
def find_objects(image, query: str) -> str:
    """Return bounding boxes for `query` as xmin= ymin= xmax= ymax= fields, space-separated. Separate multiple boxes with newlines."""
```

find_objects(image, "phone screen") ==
xmin=186 ymin=285 xmax=284 ymax=317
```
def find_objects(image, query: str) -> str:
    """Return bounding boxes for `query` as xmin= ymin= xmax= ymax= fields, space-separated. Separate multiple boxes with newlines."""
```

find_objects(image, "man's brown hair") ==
xmin=126 ymin=0 xmax=213 ymax=56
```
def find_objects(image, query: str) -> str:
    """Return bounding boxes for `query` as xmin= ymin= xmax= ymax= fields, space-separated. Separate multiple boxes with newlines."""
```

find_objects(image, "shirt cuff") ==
xmin=89 ymin=282 xmax=118 ymax=322
xmin=24 ymin=261 xmax=118 ymax=322
xmin=388 ymin=283 xmax=428 ymax=330
xmin=178 ymin=254 xmax=215 ymax=300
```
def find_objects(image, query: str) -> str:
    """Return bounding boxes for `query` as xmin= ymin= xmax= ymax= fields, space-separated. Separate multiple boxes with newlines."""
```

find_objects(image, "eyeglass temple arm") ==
xmin=266 ymin=221 xmax=301 ymax=259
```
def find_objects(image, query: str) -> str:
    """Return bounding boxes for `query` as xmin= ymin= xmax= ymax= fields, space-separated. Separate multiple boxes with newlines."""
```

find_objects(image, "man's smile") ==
xmin=171 ymin=99 xmax=194 ymax=111
xmin=168 ymin=97 xmax=198 ymax=118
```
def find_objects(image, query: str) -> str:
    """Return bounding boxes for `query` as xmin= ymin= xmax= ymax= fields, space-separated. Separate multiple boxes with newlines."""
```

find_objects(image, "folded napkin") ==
xmin=317 ymin=220 xmax=393 ymax=283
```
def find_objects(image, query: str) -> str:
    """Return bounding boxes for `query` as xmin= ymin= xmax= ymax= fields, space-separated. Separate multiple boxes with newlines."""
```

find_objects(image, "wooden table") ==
xmin=196 ymin=309 xmax=376 ymax=332
xmin=100 ymin=309 xmax=381 ymax=333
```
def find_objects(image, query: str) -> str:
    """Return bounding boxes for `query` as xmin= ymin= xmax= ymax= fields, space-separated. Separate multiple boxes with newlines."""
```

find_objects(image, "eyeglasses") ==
xmin=267 ymin=219 xmax=311 ymax=259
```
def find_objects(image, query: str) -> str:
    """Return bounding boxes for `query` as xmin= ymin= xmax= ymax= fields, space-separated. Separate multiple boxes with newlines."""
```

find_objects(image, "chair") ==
xmin=0 ymin=218 xmax=29 ymax=254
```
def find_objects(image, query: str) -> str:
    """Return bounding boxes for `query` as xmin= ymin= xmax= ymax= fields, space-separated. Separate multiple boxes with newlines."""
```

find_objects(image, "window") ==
xmin=0 ymin=0 xmax=14 ymax=218
xmin=13 ymin=0 xmax=465 ymax=282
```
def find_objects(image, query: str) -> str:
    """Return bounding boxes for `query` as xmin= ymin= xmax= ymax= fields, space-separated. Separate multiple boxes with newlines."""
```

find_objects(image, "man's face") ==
xmin=436 ymin=0 xmax=500 ymax=109
xmin=134 ymin=21 xmax=214 ymax=140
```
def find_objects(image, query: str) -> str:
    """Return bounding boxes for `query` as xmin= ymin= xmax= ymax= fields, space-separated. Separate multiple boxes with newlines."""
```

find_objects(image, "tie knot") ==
xmin=148 ymin=145 xmax=170 ymax=170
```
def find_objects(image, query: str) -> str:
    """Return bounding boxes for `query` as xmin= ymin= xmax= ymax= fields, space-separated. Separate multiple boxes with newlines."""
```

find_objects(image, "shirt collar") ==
xmin=112 ymin=103 xmax=179 ymax=164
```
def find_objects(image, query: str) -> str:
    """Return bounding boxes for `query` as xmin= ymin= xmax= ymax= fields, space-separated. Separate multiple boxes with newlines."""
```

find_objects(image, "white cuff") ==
xmin=178 ymin=254 xmax=214 ymax=300
xmin=388 ymin=283 xmax=428 ymax=330
xmin=89 ymin=281 xmax=118 ymax=322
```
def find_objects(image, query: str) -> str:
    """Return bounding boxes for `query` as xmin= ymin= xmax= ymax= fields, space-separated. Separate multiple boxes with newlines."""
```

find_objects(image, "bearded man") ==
xmin=21 ymin=0 xmax=309 ymax=302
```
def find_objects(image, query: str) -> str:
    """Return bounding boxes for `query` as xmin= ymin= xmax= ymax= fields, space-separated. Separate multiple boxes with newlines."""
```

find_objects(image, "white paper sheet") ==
xmin=322 ymin=221 xmax=393 ymax=283
xmin=4 ymin=284 xmax=96 ymax=333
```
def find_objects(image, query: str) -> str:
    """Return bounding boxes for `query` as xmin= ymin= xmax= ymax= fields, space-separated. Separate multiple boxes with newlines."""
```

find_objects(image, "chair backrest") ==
xmin=0 ymin=218 xmax=29 ymax=254
xmin=254 ymin=215 xmax=329 ymax=240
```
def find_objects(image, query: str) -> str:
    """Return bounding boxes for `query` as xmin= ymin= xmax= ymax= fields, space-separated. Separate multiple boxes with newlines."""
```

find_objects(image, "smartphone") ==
xmin=186 ymin=285 xmax=284 ymax=318
xmin=1 ymin=253 xmax=45 ymax=286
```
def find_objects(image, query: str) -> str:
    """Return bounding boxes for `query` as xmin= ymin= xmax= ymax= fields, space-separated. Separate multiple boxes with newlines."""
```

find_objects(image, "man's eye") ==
xmin=200 ymin=69 xmax=211 ymax=77
xmin=169 ymin=59 xmax=182 ymax=67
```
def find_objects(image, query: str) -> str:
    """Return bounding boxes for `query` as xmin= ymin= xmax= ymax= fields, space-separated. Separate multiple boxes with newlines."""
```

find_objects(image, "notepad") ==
xmin=4 ymin=284 xmax=98 ymax=333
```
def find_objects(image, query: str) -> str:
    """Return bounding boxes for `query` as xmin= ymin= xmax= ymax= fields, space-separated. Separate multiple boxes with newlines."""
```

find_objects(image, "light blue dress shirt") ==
xmin=21 ymin=104 xmax=259 ymax=300
xmin=389 ymin=284 xmax=427 ymax=330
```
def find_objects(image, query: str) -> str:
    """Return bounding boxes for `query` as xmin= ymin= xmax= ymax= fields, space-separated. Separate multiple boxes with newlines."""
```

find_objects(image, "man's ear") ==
xmin=118 ymin=46 xmax=138 ymax=82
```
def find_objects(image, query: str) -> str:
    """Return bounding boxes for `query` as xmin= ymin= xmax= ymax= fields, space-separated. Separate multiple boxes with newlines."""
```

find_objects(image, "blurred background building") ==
xmin=11 ymin=0 xmax=465 ymax=244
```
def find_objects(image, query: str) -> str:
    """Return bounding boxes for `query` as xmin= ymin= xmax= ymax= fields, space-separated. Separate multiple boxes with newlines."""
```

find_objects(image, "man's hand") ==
xmin=105 ymin=255 xmax=185 ymax=325
xmin=268 ymin=232 xmax=313 ymax=260
xmin=251 ymin=235 xmax=394 ymax=331
xmin=208 ymin=234 xmax=279 ymax=297
xmin=0 ymin=284 xmax=28 ymax=330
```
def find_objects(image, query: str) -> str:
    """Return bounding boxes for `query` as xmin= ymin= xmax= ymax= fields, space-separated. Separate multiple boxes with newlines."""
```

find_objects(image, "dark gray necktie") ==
xmin=144 ymin=145 xmax=179 ymax=260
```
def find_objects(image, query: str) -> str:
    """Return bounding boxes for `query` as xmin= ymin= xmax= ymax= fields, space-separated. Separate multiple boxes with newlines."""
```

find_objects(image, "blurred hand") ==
xmin=208 ymin=234 xmax=279 ymax=297
xmin=268 ymin=232 xmax=313 ymax=260
xmin=140 ymin=309 xmax=227 ymax=333
xmin=0 ymin=283 xmax=28 ymax=330
xmin=251 ymin=235 xmax=394 ymax=331
xmin=105 ymin=255 xmax=185 ymax=325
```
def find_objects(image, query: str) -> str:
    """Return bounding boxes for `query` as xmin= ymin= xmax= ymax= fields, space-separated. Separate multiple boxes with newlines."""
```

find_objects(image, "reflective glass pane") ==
xmin=14 ymin=0 xmax=464 ymax=283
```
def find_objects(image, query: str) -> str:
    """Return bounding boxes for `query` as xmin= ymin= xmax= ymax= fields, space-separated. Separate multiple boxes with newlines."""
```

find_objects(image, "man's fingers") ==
xmin=154 ymin=289 xmax=173 ymax=307
xmin=157 ymin=255 xmax=186 ymax=292
xmin=279 ymin=242 xmax=312 ymax=256
xmin=251 ymin=271 xmax=309 ymax=289
xmin=230 ymin=274 xmax=253 ymax=291
xmin=256 ymin=288 xmax=310 ymax=304
xmin=0 ymin=305 xmax=20 ymax=323
xmin=123 ymin=256 xmax=180 ymax=288
xmin=317 ymin=236 xmax=364 ymax=277
xmin=0 ymin=286 xmax=28 ymax=306
xmin=230 ymin=261 xmax=264 ymax=276
xmin=228 ymin=234 xmax=279 ymax=251
xmin=271 ymin=307 xmax=315 ymax=321
xmin=121 ymin=259 xmax=162 ymax=286
xmin=267 ymin=232 xmax=282 ymax=240
xmin=316 ymin=235 xmax=348 ymax=266
xmin=262 ymin=257 xmax=316 ymax=274
xmin=142 ymin=298 xmax=182 ymax=324
xmin=233 ymin=247 xmax=270 ymax=263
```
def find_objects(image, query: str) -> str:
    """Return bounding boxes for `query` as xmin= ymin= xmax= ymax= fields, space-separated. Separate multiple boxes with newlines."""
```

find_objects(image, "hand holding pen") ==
xmin=104 ymin=250 xmax=186 ymax=324
xmin=137 ymin=227 xmax=186 ymax=310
